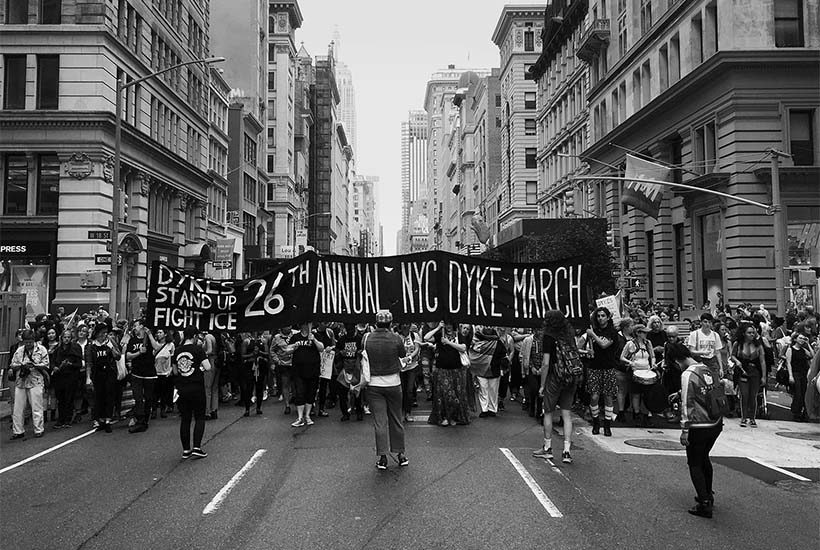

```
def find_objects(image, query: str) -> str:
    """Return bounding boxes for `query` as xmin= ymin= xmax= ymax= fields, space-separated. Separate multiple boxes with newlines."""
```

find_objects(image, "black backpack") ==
xmin=554 ymin=339 xmax=584 ymax=386
xmin=692 ymin=370 xmax=730 ymax=420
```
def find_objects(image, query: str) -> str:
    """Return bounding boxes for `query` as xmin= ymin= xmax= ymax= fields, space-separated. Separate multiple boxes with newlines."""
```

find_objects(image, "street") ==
xmin=2 ymin=396 xmax=818 ymax=550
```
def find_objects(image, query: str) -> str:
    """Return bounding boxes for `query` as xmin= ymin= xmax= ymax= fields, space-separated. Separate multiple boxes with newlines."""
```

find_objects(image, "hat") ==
xmin=376 ymin=309 xmax=393 ymax=324
xmin=91 ymin=323 xmax=108 ymax=339
xmin=634 ymin=324 xmax=649 ymax=333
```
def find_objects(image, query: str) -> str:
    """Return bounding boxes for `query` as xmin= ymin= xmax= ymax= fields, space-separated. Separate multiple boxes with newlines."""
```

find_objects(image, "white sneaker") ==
xmin=263 ymin=389 xmax=269 ymax=402
xmin=364 ymin=405 xmax=371 ymax=415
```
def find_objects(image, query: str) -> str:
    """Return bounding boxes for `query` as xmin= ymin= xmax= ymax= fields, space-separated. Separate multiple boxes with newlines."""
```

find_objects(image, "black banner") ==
xmin=147 ymin=251 xmax=590 ymax=331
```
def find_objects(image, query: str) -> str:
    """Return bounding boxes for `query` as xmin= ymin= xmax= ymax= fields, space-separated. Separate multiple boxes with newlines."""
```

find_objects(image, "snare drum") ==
xmin=632 ymin=369 xmax=658 ymax=386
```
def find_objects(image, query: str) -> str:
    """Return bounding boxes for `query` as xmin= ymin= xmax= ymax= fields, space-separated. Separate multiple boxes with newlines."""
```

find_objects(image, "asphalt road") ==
xmin=2 ymin=397 xmax=818 ymax=550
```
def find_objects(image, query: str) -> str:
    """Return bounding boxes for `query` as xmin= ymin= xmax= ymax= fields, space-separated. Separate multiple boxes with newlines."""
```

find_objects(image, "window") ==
xmin=267 ymin=154 xmax=274 ymax=172
xmin=243 ymin=212 xmax=256 ymax=245
xmin=639 ymin=0 xmax=652 ymax=35
xmin=525 ymin=148 xmax=537 ymax=169
xmin=787 ymin=205 xmax=820 ymax=266
xmin=243 ymin=133 xmax=257 ymax=165
xmin=258 ymin=182 xmax=265 ymax=205
xmin=268 ymin=71 xmax=276 ymax=90
xmin=6 ymin=0 xmax=27 ymax=23
xmin=659 ymin=44 xmax=669 ymax=91
xmin=632 ymin=69 xmax=642 ymax=112
xmin=789 ymin=110 xmax=815 ymax=166
xmin=611 ymin=89 xmax=620 ymax=127
xmin=36 ymin=55 xmax=59 ymax=109
xmin=617 ymin=2 xmax=628 ymax=57
xmin=775 ymin=0 xmax=804 ymax=47
xmin=267 ymin=100 xmax=275 ymax=120
xmin=641 ymin=61 xmax=651 ymax=106
xmin=693 ymin=121 xmax=717 ymax=174
xmin=185 ymin=205 xmax=197 ymax=241
xmin=40 ymin=0 xmax=61 ymax=23
xmin=524 ymin=119 xmax=536 ymax=136
xmin=691 ymin=13 xmax=703 ymax=65
xmin=3 ymin=155 xmax=27 ymax=215
xmin=669 ymin=33 xmax=681 ymax=84
xmin=524 ymin=30 xmax=534 ymax=52
xmin=36 ymin=154 xmax=59 ymax=214
xmin=3 ymin=55 xmax=27 ymax=109
xmin=495 ymin=94 xmax=502 ymax=108
xmin=524 ymin=92 xmax=536 ymax=110
xmin=526 ymin=181 xmax=537 ymax=205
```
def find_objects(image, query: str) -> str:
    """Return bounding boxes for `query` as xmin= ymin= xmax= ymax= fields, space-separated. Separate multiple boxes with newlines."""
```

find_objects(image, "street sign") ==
xmin=212 ymin=260 xmax=232 ymax=269
xmin=626 ymin=254 xmax=639 ymax=262
xmin=94 ymin=254 xmax=121 ymax=266
xmin=88 ymin=230 xmax=111 ymax=240
xmin=280 ymin=245 xmax=294 ymax=258
xmin=623 ymin=269 xmax=632 ymax=277
xmin=215 ymin=239 xmax=235 ymax=262
xmin=295 ymin=229 xmax=308 ymax=247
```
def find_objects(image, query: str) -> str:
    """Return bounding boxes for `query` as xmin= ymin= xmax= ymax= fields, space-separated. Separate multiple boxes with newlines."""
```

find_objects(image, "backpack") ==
xmin=692 ymin=370 xmax=730 ymax=420
xmin=554 ymin=339 xmax=584 ymax=386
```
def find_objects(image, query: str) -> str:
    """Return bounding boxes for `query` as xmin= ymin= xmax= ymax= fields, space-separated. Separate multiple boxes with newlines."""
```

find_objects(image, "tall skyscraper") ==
xmin=399 ymin=110 xmax=428 ymax=254
xmin=332 ymin=28 xmax=357 ymax=155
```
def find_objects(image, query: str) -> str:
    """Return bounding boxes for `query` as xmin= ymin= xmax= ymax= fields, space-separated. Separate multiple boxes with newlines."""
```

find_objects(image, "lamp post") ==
xmin=109 ymin=57 xmax=224 ymax=321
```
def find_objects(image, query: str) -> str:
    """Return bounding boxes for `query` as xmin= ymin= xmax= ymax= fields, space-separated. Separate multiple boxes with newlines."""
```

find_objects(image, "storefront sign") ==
xmin=11 ymin=265 xmax=50 ymax=319
xmin=147 ymin=251 xmax=590 ymax=332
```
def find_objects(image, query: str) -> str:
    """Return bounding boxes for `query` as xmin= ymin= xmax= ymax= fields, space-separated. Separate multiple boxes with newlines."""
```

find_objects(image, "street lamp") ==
xmin=109 ymin=56 xmax=224 ymax=321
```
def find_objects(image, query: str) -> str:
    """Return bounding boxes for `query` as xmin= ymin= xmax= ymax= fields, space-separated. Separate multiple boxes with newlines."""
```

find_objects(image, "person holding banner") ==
xmin=270 ymin=327 xmax=295 ymax=415
xmin=586 ymin=307 xmax=619 ymax=436
xmin=288 ymin=322 xmax=325 ymax=428
xmin=425 ymin=321 xmax=471 ymax=427
xmin=362 ymin=310 xmax=408 ymax=470
xmin=239 ymin=332 xmax=269 ymax=417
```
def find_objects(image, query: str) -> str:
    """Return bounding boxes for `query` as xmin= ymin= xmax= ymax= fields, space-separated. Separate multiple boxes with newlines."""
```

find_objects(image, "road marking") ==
xmin=768 ymin=401 xmax=790 ymax=410
xmin=0 ymin=429 xmax=97 ymax=475
xmin=499 ymin=448 xmax=563 ymax=518
xmin=202 ymin=449 xmax=267 ymax=515
xmin=747 ymin=457 xmax=812 ymax=482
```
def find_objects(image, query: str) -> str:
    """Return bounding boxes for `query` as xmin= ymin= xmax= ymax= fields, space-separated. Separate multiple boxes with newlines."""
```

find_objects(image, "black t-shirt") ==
xmin=335 ymin=333 xmax=362 ymax=372
xmin=128 ymin=338 xmax=156 ymax=378
xmin=540 ymin=334 xmax=558 ymax=369
xmin=289 ymin=332 xmax=321 ymax=378
xmin=173 ymin=343 xmax=207 ymax=390
xmin=434 ymin=332 xmax=461 ymax=370
xmin=590 ymin=325 xmax=619 ymax=370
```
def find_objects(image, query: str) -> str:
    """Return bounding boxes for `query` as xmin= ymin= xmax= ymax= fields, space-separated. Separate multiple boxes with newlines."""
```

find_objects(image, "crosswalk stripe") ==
xmin=500 ymin=447 xmax=563 ymax=518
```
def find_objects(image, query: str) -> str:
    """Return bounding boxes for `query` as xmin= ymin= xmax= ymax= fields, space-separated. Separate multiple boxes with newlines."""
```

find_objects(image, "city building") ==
xmin=265 ymin=0 xmax=305 ymax=259
xmin=332 ymin=28 xmax=357 ymax=156
xmin=398 ymin=110 xmax=428 ymax=254
xmin=579 ymin=0 xmax=820 ymax=310
xmin=351 ymin=174 xmax=379 ymax=257
xmin=310 ymin=46 xmax=353 ymax=255
xmin=1 ymin=0 xmax=212 ymax=319
xmin=423 ymin=65 xmax=490 ymax=249
xmin=491 ymin=5 xmax=545 ymax=241
xmin=528 ymin=1 xmax=592 ymax=220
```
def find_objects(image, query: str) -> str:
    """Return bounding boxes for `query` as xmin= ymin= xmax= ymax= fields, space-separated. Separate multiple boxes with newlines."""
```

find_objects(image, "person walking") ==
xmin=785 ymin=333 xmax=814 ymax=421
xmin=172 ymin=326 xmax=211 ymax=459
xmin=270 ymin=327 xmax=295 ymax=415
xmin=520 ymin=326 xmax=544 ymax=419
xmin=86 ymin=324 xmax=120 ymax=434
xmin=467 ymin=326 xmax=506 ymax=418
xmin=147 ymin=328 xmax=175 ymax=418
xmin=363 ymin=310 xmax=408 ymax=470
xmin=398 ymin=324 xmax=421 ymax=423
xmin=729 ymin=322 xmax=767 ymax=427
xmin=586 ymin=307 xmax=619 ymax=436
xmin=288 ymin=322 xmax=325 ymax=427
xmin=687 ymin=313 xmax=725 ymax=379
xmin=620 ymin=324 xmax=656 ymax=427
xmin=51 ymin=330 xmax=83 ymax=429
xmin=334 ymin=323 xmax=364 ymax=421
xmin=669 ymin=342 xmax=723 ymax=519
xmin=425 ymin=321 xmax=470 ymax=427
xmin=201 ymin=330 xmax=220 ymax=420
xmin=533 ymin=310 xmax=578 ymax=464
xmin=9 ymin=330 xmax=50 ymax=439
xmin=126 ymin=320 xmax=156 ymax=433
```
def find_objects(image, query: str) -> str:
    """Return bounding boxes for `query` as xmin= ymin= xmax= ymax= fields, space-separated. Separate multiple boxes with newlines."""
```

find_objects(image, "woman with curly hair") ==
xmin=729 ymin=322 xmax=767 ymax=427
xmin=586 ymin=306 xmax=619 ymax=436
xmin=425 ymin=321 xmax=471 ymax=426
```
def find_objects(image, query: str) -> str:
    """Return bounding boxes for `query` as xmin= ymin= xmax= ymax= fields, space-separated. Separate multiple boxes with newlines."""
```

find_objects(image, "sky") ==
xmin=297 ymin=0 xmax=515 ymax=255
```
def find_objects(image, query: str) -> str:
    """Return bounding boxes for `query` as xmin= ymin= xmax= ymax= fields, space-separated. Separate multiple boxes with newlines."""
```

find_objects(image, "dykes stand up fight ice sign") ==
xmin=146 ymin=251 xmax=591 ymax=331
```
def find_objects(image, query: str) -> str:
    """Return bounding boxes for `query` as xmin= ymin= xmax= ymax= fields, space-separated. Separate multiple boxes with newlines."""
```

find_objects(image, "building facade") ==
xmin=579 ymin=0 xmax=820 ymax=310
xmin=351 ymin=174 xmax=379 ymax=257
xmin=1 ymin=0 xmax=212 ymax=319
xmin=332 ymin=29 xmax=357 ymax=156
xmin=398 ymin=110 xmax=428 ymax=254
xmin=529 ymin=1 xmax=592 ymax=221
xmin=492 ymin=5 xmax=545 ymax=237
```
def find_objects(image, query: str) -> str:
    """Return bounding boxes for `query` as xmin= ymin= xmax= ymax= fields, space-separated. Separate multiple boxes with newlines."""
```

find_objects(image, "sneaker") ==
xmin=561 ymin=451 xmax=573 ymax=464
xmin=318 ymin=410 xmax=329 ymax=417
xmin=376 ymin=455 xmax=388 ymax=470
xmin=687 ymin=503 xmax=713 ymax=518
xmin=128 ymin=417 xmax=137 ymax=428
xmin=479 ymin=412 xmax=489 ymax=418
xmin=182 ymin=450 xmax=192 ymax=459
xmin=739 ymin=418 xmax=747 ymax=427
xmin=10 ymin=433 xmax=25 ymax=440
xmin=256 ymin=408 xmax=263 ymax=415
xmin=92 ymin=420 xmax=100 ymax=429
xmin=364 ymin=405 xmax=371 ymax=415
xmin=191 ymin=448 xmax=208 ymax=459
xmin=533 ymin=447 xmax=553 ymax=460
xmin=104 ymin=422 xmax=112 ymax=433
xmin=340 ymin=413 xmax=350 ymax=422
xmin=34 ymin=432 xmax=44 ymax=438
xmin=488 ymin=411 xmax=497 ymax=417
xmin=397 ymin=453 xmax=409 ymax=467
xmin=749 ymin=419 xmax=757 ymax=427
xmin=284 ymin=406 xmax=291 ymax=415
xmin=305 ymin=417 xmax=315 ymax=426
xmin=263 ymin=389 xmax=269 ymax=402
xmin=404 ymin=415 xmax=415 ymax=423
xmin=291 ymin=418 xmax=306 ymax=428
xmin=439 ymin=419 xmax=449 ymax=426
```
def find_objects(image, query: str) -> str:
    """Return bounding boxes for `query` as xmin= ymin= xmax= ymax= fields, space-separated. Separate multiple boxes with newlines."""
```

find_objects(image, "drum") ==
xmin=632 ymin=369 xmax=658 ymax=386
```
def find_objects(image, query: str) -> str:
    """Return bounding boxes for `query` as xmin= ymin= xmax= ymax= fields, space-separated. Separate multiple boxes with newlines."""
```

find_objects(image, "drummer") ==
xmin=620 ymin=324 xmax=657 ymax=427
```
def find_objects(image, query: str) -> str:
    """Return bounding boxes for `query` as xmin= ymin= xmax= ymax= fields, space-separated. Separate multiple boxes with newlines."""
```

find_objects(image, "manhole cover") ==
xmin=775 ymin=431 xmax=820 ymax=442
xmin=624 ymin=439 xmax=683 ymax=451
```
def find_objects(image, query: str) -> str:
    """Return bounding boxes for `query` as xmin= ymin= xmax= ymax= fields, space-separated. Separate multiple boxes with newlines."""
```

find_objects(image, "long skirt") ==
xmin=427 ymin=368 xmax=471 ymax=425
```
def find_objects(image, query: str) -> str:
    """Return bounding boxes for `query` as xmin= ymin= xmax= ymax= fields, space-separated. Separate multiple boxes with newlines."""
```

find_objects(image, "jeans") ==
xmin=203 ymin=366 xmax=220 ymax=414
xmin=53 ymin=373 xmax=79 ymax=425
xmin=130 ymin=376 xmax=155 ymax=424
xmin=791 ymin=372 xmax=808 ymax=418
xmin=177 ymin=385 xmax=206 ymax=451
xmin=400 ymin=367 xmax=418 ymax=415
xmin=738 ymin=376 xmax=761 ymax=420
xmin=367 ymin=385 xmax=405 ymax=455
xmin=13 ymin=384 xmax=45 ymax=435
xmin=318 ymin=377 xmax=331 ymax=410
xmin=477 ymin=376 xmax=500 ymax=413
xmin=686 ymin=424 xmax=722 ymax=502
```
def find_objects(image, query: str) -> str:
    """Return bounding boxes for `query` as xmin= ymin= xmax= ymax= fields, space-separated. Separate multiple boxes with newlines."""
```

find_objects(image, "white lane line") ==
xmin=499 ymin=448 xmax=563 ymax=518
xmin=747 ymin=457 xmax=812 ymax=482
xmin=202 ymin=449 xmax=267 ymax=515
xmin=0 ymin=429 xmax=97 ymax=475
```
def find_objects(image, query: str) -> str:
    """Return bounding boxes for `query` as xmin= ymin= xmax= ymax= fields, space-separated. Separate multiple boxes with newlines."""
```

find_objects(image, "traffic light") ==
xmin=121 ymin=191 xmax=129 ymax=222
xmin=606 ymin=228 xmax=616 ymax=248
xmin=564 ymin=189 xmax=575 ymax=216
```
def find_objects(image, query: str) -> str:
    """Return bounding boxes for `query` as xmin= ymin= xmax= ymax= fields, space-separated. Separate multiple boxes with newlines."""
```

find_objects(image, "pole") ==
xmin=771 ymin=151 xmax=786 ymax=317
xmin=617 ymin=178 xmax=626 ymax=302
xmin=109 ymin=76 xmax=123 ymax=321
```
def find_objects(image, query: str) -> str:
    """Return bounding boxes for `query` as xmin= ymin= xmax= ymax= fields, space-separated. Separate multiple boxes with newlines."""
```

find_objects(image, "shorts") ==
xmin=542 ymin=373 xmax=576 ymax=412
xmin=586 ymin=368 xmax=618 ymax=398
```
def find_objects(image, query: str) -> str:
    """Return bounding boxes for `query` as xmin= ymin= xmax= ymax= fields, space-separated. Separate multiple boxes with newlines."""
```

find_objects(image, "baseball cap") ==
xmin=376 ymin=309 xmax=393 ymax=324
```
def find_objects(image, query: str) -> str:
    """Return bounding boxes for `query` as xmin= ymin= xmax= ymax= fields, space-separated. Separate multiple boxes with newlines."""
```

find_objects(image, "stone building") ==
xmin=398 ymin=110 xmax=427 ymax=254
xmin=579 ymin=0 xmax=820 ymax=310
xmin=0 ymin=0 xmax=213 ymax=319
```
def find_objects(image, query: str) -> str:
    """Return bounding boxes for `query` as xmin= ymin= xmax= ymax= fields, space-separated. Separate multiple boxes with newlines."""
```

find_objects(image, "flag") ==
xmin=63 ymin=308 xmax=79 ymax=330
xmin=622 ymin=154 xmax=671 ymax=218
